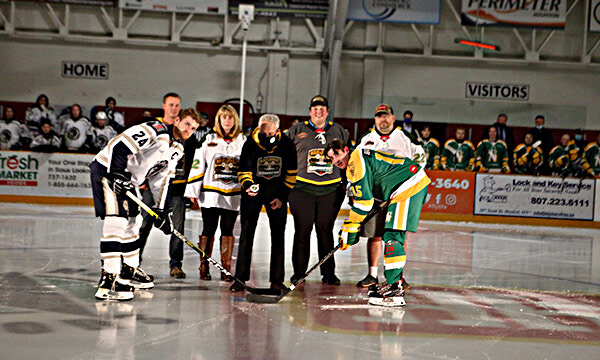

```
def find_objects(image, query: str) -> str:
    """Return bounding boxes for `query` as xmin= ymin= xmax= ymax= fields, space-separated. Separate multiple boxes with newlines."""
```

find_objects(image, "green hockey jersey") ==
xmin=513 ymin=142 xmax=543 ymax=175
xmin=440 ymin=139 xmax=475 ymax=171
xmin=421 ymin=137 xmax=440 ymax=170
xmin=475 ymin=139 xmax=509 ymax=173
xmin=549 ymin=140 xmax=579 ymax=176
xmin=346 ymin=149 xmax=431 ymax=223
xmin=582 ymin=142 xmax=600 ymax=176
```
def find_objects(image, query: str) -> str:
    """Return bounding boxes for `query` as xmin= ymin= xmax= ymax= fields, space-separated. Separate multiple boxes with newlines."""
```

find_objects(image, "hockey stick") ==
xmin=246 ymin=200 xmax=389 ymax=304
xmin=125 ymin=191 xmax=279 ymax=296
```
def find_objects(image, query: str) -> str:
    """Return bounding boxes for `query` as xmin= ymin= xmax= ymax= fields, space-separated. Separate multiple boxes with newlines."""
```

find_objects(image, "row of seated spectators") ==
xmin=2 ymin=96 xmax=599 ymax=178
xmin=0 ymin=94 xmax=134 ymax=153
xmin=404 ymin=113 xmax=600 ymax=178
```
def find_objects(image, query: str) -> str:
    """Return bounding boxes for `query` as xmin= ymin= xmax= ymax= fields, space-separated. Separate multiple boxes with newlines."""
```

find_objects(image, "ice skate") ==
xmin=120 ymin=264 xmax=155 ymax=289
xmin=95 ymin=270 xmax=135 ymax=301
xmin=367 ymin=281 xmax=406 ymax=307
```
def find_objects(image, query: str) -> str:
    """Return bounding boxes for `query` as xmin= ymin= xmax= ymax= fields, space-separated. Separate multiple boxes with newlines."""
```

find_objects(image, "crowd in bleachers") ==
xmin=403 ymin=113 xmax=600 ymax=178
xmin=2 ymin=94 xmax=599 ymax=179
xmin=0 ymin=94 xmax=123 ymax=153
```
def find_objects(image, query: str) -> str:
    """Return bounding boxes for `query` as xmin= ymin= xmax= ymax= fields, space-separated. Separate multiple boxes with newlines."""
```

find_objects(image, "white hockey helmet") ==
xmin=96 ymin=111 xmax=108 ymax=120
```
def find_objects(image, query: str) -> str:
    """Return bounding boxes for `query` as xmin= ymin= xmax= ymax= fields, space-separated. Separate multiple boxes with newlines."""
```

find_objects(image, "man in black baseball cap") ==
xmin=310 ymin=95 xmax=328 ymax=108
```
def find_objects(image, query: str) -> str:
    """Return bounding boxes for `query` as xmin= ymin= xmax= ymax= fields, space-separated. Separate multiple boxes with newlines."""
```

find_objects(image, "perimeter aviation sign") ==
xmin=461 ymin=0 xmax=566 ymax=28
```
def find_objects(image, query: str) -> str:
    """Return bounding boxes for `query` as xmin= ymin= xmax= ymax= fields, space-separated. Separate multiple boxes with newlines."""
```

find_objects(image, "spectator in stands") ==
xmin=475 ymin=126 xmax=510 ymax=173
xmin=398 ymin=110 xmax=420 ymax=141
xmin=60 ymin=104 xmax=92 ymax=153
xmin=25 ymin=94 xmax=57 ymax=129
xmin=580 ymin=131 xmax=600 ymax=178
xmin=84 ymin=111 xmax=117 ymax=154
xmin=528 ymin=115 xmax=554 ymax=174
xmin=420 ymin=124 xmax=440 ymax=170
xmin=440 ymin=127 xmax=476 ymax=171
xmin=105 ymin=96 xmax=125 ymax=133
xmin=548 ymin=133 xmax=579 ymax=177
xmin=513 ymin=132 xmax=543 ymax=175
xmin=30 ymin=118 xmax=61 ymax=153
xmin=1 ymin=106 xmax=32 ymax=150
xmin=482 ymin=113 xmax=514 ymax=158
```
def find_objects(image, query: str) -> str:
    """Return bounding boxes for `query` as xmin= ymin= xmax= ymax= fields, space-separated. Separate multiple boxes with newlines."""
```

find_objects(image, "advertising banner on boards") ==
xmin=474 ymin=173 xmax=595 ymax=221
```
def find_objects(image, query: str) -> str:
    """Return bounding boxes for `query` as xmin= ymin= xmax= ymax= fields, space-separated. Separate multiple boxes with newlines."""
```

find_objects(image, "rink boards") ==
xmin=0 ymin=150 xmax=598 ymax=226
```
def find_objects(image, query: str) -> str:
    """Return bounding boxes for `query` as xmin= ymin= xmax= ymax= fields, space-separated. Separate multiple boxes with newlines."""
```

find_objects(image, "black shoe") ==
xmin=270 ymin=282 xmax=288 ymax=294
xmin=290 ymin=274 xmax=303 ymax=284
xmin=322 ymin=274 xmax=341 ymax=286
xmin=229 ymin=281 xmax=246 ymax=292
xmin=356 ymin=274 xmax=378 ymax=288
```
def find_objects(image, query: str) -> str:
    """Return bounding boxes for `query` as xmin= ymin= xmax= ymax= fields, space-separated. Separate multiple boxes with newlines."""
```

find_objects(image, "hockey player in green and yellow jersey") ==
xmin=420 ymin=124 xmax=440 ymax=170
xmin=549 ymin=133 xmax=580 ymax=177
xmin=475 ymin=126 xmax=510 ymax=173
xmin=325 ymin=138 xmax=430 ymax=307
xmin=440 ymin=127 xmax=475 ymax=171
xmin=513 ymin=132 xmax=543 ymax=175
xmin=581 ymin=131 xmax=600 ymax=178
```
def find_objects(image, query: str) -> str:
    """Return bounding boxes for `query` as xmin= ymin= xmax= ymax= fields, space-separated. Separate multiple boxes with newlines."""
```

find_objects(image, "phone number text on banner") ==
xmin=423 ymin=170 xmax=475 ymax=215
xmin=0 ymin=151 xmax=94 ymax=198
xmin=474 ymin=174 xmax=595 ymax=221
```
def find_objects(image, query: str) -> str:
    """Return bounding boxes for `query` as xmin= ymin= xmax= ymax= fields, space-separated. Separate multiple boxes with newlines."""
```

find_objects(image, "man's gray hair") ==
xmin=258 ymin=114 xmax=280 ymax=129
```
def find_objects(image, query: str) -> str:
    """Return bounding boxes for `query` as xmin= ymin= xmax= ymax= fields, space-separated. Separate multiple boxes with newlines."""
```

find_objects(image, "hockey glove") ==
xmin=338 ymin=220 xmax=361 ymax=251
xmin=153 ymin=209 xmax=173 ymax=235
xmin=110 ymin=171 xmax=134 ymax=196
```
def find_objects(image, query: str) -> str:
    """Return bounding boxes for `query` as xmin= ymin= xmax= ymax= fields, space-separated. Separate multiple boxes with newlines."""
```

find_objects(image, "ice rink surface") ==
xmin=1 ymin=203 xmax=600 ymax=360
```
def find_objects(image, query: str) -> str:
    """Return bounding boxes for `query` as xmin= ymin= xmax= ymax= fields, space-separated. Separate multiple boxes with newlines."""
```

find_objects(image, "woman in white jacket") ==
xmin=185 ymin=104 xmax=246 ymax=280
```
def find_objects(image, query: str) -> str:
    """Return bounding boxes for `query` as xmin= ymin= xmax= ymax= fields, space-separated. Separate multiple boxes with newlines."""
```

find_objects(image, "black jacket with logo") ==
xmin=238 ymin=128 xmax=297 ymax=203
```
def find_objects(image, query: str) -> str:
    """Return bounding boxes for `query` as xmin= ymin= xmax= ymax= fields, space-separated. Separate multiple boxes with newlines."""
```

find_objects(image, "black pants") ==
xmin=137 ymin=188 xmax=186 ymax=269
xmin=288 ymin=188 xmax=342 ymax=278
xmin=200 ymin=207 xmax=238 ymax=238
xmin=234 ymin=197 xmax=287 ymax=283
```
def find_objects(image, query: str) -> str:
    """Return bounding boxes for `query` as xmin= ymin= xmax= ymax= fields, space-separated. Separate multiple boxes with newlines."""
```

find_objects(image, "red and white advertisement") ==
xmin=0 ymin=151 xmax=93 ymax=198
xmin=423 ymin=170 xmax=475 ymax=215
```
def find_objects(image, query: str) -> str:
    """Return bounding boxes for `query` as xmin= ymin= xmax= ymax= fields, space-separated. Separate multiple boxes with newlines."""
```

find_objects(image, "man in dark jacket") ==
xmin=230 ymin=114 xmax=297 ymax=292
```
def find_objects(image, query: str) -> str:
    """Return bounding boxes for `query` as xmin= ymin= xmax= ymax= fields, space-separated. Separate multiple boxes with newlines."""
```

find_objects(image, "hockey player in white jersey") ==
xmin=85 ymin=111 xmax=117 ymax=154
xmin=1 ymin=106 xmax=32 ymax=150
xmin=60 ymin=104 xmax=92 ymax=152
xmin=90 ymin=108 xmax=201 ymax=300
xmin=25 ymin=94 xmax=57 ymax=128
xmin=354 ymin=104 xmax=425 ymax=288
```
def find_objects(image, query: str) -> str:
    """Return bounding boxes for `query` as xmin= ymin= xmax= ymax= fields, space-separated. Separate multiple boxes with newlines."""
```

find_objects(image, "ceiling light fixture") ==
xmin=455 ymin=38 xmax=500 ymax=51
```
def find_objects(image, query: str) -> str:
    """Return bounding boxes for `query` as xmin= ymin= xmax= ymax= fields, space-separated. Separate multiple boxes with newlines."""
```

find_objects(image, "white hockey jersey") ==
xmin=61 ymin=117 xmax=92 ymax=151
xmin=185 ymin=132 xmax=246 ymax=211
xmin=357 ymin=127 xmax=426 ymax=166
xmin=94 ymin=121 xmax=184 ymax=209
xmin=25 ymin=106 xmax=57 ymax=126
xmin=0 ymin=121 xmax=31 ymax=150
xmin=88 ymin=125 xmax=117 ymax=152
